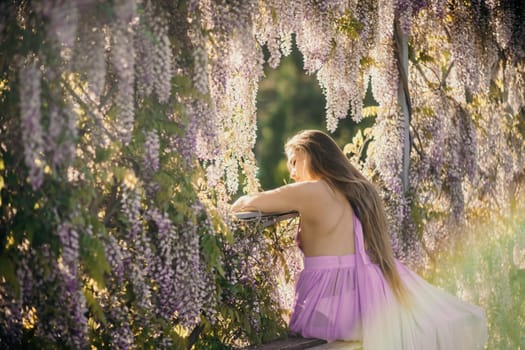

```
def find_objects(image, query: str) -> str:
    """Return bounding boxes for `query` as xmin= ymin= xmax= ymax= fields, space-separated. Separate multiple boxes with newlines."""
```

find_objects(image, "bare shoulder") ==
xmin=283 ymin=180 xmax=336 ymax=205
xmin=294 ymin=180 xmax=337 ymax=221
xmin=282 ymin=180 xmax=327 ymax=195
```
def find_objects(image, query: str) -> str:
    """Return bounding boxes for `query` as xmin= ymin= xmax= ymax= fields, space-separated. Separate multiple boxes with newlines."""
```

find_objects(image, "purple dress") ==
xmin=289 ymin=213 xmax=488 ymax=349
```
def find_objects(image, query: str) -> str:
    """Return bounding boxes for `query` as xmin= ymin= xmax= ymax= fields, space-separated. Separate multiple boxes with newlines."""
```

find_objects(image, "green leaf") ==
xmin=417 ymin=50 xmax=434 ymax=63
xmin=80 ymin=234 xmax=110 ymax=288
xmin=84 ymin=287 xmax=107 ymax=325
xmin=0 ymin=254 xmax=20 ymax=297
xmin=95 ymin=147 xmax=112 ymax=162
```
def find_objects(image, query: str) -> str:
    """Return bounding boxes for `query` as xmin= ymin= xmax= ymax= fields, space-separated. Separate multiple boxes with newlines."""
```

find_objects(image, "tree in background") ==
xmin=255 ymin=38 xmax=377 ymax=190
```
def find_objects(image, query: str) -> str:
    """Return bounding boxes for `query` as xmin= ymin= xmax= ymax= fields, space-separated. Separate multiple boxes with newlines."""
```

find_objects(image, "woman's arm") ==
xmin=231 ymin=180 xmax=320 ymax=214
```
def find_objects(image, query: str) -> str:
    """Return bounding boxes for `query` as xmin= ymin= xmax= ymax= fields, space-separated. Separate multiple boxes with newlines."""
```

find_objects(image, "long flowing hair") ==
xmin=286 ymin=130 xmax=408 ymax=302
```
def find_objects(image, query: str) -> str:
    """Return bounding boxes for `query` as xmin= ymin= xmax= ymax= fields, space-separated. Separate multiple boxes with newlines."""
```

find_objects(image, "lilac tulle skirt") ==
xmin=289 ymin=254 xmax=362 ymax=341
xmin=288 ymin=214 xmax=488 ymax=349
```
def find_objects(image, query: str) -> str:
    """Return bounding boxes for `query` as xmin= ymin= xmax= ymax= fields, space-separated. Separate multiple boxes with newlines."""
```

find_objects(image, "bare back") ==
xmin=298 ymin=180 xmax=355 ymax=257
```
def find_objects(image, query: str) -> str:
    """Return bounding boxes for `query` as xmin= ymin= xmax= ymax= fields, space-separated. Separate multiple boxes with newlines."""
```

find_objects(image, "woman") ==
xmin=231 ymin=130 xmax=487 ymax=349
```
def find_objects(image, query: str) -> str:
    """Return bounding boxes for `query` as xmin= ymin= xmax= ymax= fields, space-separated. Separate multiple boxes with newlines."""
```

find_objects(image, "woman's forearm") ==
xmin=231 ymin=194 xmax=259 ymax=212
xmin=230 ymin=184 xmax=303 ymax=214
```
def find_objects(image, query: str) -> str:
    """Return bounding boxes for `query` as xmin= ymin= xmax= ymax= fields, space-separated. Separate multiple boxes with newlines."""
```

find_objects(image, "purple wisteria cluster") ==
xmin=391 ymin=193 xmax=425 ymax=269
xmin=99 ymin=232 xmax=136 ymax=348
xmin=19 ymin=59 xmax=44 ymax=190
xmin=120 ymin=184 xmax=154 ymax=315
xmin=135 ymin=0 xmax=155 ymax=98
xmin=73 ymin=14 xmax=106 ymax=100
xmin=148 ymin=208 xmax=177 ymax=320
xmin=487 ymin=0 xmax=525 ymax=63
xmin=174 ymin=103 xmax=198 ymax=166
xmin=366 ymin=108 xmax=429 ymax=266
xmin=221 ymin=220 xmax=285 ymax=339
xmin=151 ymin=14 xmax=173 ymax=104
xmin=20 ymin=4 xmax=80 ymax=185
xmin=103 ymin=234 xmax=126 ymax=284
xmin=173 ymin=220 xmax=202 ymax=327
xmin=110 ymin=0 xmax=137 ymax=145
xmin=369 ymin=0 xmax=399 ymax=120
xmin=14 ymin=242 xmax=88 ymax=348
xmin=121 ymin=183 xmax=142 ymax=240
xmin=143 ymin=130 xmax=160 ymax=176
xmin=254 ymin=0 xmax=299 ymax=68
xmin=0 ymin=280 xmax=22 ymax=348
xmin=139 ymin=201 xmax=218 ymax=330
xmin=179 ymin=99 xmax=220 ymax=163
xmin=56 ymin=223 xmax=89 ymax=349
xmin=132 ymin=227 xmax=154 ymax=310
xmin=447 ymin=2 xmax=499 ymax=95
xmin=294 ymin=1 xmax=332 ymax=73
xmin=198 ymin=0 xmax=258 ymax=100
xmin=394 ymin=0 xmax=436 ymax=33
xmin=135 ymin=1 xmax=173 ymax=103
xmin=306 ymin=1 xmax=381 ymax=129
xmin=44 ymin=0 xmax=78 ymax=64
xmin=105 ymin=294 xmax=134 ymax=350
xmin=371 ymin=114 xmax=405 ymax=196
xmin=191 ymin=40 xmax=210 ymax=95
xmin=45 ymin=103 xmax=77 ymax=171
xmin=409 ymin=101 xmax=447 ymax=192
xmin=192 ymin=0 xmax=264 ymax=197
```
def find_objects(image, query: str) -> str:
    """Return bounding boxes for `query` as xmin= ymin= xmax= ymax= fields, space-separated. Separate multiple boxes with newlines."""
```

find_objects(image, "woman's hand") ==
xmin=231 ymin=195 xmax=254 ymax=213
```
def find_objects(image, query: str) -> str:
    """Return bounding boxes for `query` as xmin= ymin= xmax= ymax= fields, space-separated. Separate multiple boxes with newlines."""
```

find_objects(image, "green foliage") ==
xmin=197 ymin=222 xmax=289 ymax=348
xmin=335 ymin=11 xmax=365 ymax=40
xmin=424 ymin=210 xmax=525 ymax=349
xmin=256 ymin=39 xmax=376 ymax=190
xmin=80 ymin=234 xmax=110 ymax=288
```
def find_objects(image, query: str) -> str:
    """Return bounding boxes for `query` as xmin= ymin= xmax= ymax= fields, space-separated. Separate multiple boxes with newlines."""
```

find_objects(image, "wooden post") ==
xmin=394 ymin=19 xmax=412 ymax=193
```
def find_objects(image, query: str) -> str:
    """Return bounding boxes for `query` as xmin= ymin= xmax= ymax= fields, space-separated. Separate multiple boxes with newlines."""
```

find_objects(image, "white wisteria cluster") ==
xmin=209 ymin=1 xmax=262 ymax=196
xmin=369 ymin=0 xmax=397 ymax=113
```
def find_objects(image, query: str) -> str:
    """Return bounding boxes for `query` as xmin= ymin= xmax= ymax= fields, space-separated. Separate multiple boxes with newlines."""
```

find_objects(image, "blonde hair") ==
xmin=286 ymin=130 xmax=408 ymax=303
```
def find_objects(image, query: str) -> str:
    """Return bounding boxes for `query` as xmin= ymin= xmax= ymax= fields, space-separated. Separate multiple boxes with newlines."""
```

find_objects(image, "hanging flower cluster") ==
xmin=18 ymin=59 xmax=44 ymax=190
xmin=395 ymin=3 xmax=525 ymax=268
xmin=135 ymin=0 xmax=173 ymax=103
xmin=12 ymin=239 xmax=88 ymax=349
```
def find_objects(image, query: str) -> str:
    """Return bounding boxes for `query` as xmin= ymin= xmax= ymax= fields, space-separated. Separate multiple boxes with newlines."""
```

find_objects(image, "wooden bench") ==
xmin=247 ymin=337 xmax=364 ymax=350
xmin=246 ymin=337 xmax=327 ymax=349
